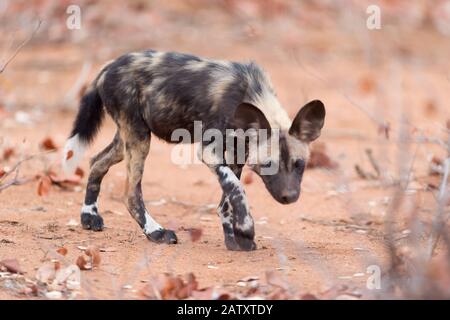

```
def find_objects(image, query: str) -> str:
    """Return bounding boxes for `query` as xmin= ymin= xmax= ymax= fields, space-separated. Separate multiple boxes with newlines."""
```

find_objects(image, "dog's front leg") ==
xmin=215 ymin=165 xmax=256 ymax=251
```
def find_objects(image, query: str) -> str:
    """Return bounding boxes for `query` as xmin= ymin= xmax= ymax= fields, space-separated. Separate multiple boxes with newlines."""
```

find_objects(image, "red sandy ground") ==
xmin=1 ymin=27 xmax=449 ymax=299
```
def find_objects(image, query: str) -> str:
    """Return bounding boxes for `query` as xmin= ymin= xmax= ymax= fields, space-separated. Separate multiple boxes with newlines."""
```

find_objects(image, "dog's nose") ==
xmin=280 ymin=190 xmax=298 ymax=204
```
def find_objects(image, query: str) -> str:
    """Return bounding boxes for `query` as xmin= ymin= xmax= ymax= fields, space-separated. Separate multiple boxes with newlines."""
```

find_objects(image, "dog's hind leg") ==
xmin=81 ymin=131 xmax=124 ymax=231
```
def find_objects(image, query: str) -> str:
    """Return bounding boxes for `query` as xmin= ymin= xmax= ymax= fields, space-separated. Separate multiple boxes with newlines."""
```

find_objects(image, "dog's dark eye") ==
xmin=294 ymin=159 xmax=305 ymax=172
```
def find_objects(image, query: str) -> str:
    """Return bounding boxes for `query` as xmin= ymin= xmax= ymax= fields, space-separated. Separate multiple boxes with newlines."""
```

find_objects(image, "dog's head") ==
xmin=234 ymin=100 xmax=326 ymax=204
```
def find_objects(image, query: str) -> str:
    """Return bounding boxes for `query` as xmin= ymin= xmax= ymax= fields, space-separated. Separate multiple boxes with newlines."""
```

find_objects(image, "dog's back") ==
xmin=95 ymin=50 xmax=288 ymax=142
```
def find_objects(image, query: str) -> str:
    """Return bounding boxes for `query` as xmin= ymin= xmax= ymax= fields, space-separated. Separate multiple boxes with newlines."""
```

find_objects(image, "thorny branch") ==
xmin=0 ymin=19 xmax=42 ymax=74
xmin=0 ymin=150 xmax=54 ymax=192
xmin=427 ymin=157 xmax=450 ymax=258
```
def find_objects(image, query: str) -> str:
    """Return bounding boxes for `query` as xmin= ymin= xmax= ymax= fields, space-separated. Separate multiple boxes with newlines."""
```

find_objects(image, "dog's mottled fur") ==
xmin=63 ymin=50 xmax=326 ymax=251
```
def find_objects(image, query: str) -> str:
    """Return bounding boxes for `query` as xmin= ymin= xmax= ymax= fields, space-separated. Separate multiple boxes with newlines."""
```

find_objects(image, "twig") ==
xmin=427 ymin=157 xmax=450 ymax=258
xmin=0 ymin=19 xmax=42 ymax=74
xmin=354 ymin=164 xmax=377 ymax=180
xmin=0 ymin=150 xmax=54 ymax=192
xmin=366 ymin=149 xmax=381 ymax=177
xmin=354 ymin=148 xmax=381 ymax=180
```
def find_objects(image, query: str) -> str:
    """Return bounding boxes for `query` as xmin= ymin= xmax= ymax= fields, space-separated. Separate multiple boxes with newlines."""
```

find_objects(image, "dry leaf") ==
xmin=358 ymin=75 xmax=376 ymax=94
xmin=3 ymin=148 xmax=15 ymax=161
xmin=144 ymin=273 xmax=200 ymax=300
xmin=76 ymin=255 xmax=91 ymax=270
xmin=74 ymin=167 xmax=84 ymax=179
xmin=177 ymin=273 xmax=198 ymax=299
xmin=0 ymin=168 xmax=6 ymax=178
xmin=99 ymin=247 xmax=117 ymax=252
xmin=301 ymin=293 xmax=318 ymax=300
xmin=189 ymin=228 xmax=203 ymax=242
xmin=48 ymin=171 xmax=81 ymax=187
xmin=85 ymin=245 xmax=101 ymax=267
xmin=56 ymin=247 xmax=68 ymax=256
xmin=66 ymin=150 xmax=74 ymax=160
xmin=424 ymin=100 xmax=437 ymax=116
xmin=40 ymin=137 xmax=58 ymax=151
xmin=191 ymin=287 xmax=214 ymax=299
xmin=37 ymin=176 xmax=52 ymax=196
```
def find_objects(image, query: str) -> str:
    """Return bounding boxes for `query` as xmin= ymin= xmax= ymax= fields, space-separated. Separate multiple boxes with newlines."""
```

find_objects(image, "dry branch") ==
xmin=427 ymin=157 xmax=450 ymax=258
xmin=0 ymin=150 xmax=53 ymax=192
xmin=0 ymin=19 xmax=42 ymax=74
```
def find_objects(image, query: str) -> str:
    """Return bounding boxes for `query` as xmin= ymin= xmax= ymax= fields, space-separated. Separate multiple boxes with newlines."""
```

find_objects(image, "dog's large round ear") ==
xmin=289 ymin=100 xmax=325 ymax=142
xmin=234 ymin=103 xmax=271 ymax=132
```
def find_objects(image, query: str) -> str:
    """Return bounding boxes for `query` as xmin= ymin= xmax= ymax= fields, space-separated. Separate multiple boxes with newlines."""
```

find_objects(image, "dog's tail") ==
xmin=62 ymin=73 xmax=106 ymax=174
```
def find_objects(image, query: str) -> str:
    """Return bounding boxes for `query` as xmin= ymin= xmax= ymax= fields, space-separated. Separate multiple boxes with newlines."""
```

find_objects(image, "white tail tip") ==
xmin=62 ymin=134 xmax=86 ymax=175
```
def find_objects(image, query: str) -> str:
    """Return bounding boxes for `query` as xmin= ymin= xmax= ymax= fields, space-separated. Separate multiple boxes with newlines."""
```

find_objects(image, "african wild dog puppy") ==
xmin=63 ymin=50 xmax=326 ymax=251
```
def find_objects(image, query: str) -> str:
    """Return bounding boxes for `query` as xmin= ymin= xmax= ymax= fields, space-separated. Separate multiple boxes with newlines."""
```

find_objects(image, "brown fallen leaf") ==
xmin=0 ymin=258 xmax=23 ymax=274
xmin=191 ymin=287 xmax=214 ymax=300
xmin=301 ymin=293 xmax=319 ymax=300
xmin=188 ymin=228 xmax=203 ymax=242
xmin=74 ymin=167 xmax=84 ymax=179
xmin=37 ymin=175 xmax=52 ymax=196
xmin=47 ymin=170 xmax=81 ymax=189
xmin=142 ymin=273 xmax=200 ymax=300
xmin=177 ymin=273 xmax=198 ymax=299
xmin=21 ymin=284 xmax=38 ymax=296
xmin=40 ymin=137 xmax=58 ymax=151
xmin=214 ymin=290 xmax=234 ymax=300
xmin=3 ymin=147 xmax=15 ymax=161
xmin=0 ymin=168 xmax=6 ymax=178
xmin=358 ymin=75 xmax=376 ymax=94
xmin=56 ymin=247 xmax=68 ymax=256
xmin=75 ymin=255 xmax=91 ymax=270
xmin=85 ymin=245 xmax=101 ymax=267
xmin=66 ymin=150 xmax=74 ymax=160
xmin=424 ymin=100 xmax=437 ymax=116
xmin=161 ymin=274 xmax=183 ymax=299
